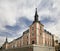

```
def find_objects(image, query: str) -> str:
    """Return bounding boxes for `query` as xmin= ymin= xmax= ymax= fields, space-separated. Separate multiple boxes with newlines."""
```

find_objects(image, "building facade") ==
xmin=54 ymin=39 xmax=60 ymax=51
xmin=2 ymin=8 xmax=54 ymax=49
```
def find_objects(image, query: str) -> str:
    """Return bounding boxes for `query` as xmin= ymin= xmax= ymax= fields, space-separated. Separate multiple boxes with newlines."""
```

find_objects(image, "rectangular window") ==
xmin=27 ymin=41 xmax=28 ymax=45
xmin=32 ymin=33 xmax=34 ymax=36
xmin=40 ymin=26 xmax=41 ymax=30
xmin=32 ymin=27 xmax=34 ymax=30
xmin=27 ymin=36 xmax=28 ymax=39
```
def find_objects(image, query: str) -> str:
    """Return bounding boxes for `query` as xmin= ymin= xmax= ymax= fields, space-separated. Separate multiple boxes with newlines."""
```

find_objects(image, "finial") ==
xmin=36 ymin=8 xmax=37 ymax=11
xmin=35 ymin=8 xmax=37 ymax=15
xmin=36 ymin=8 xmax=37 ymax=12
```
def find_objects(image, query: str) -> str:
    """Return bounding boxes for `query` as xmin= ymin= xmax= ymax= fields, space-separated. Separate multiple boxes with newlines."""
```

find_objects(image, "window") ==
xmin=40 ymin=33 xmax=42 ymax=35
xmin=40 ymin=33 xmax=42 ymax=37
xmin=27 ymin=41 xmax=28 ymax=45
xmin=45 ymin=40 xmax=47 ymax=46
xmin=27 ymin=36 xmax=28 ymax=39
xmin=15 ymin=44 xmax=17 ymax=48
xmin=32 ymin=33 xmax=34 ymax=36
xmin=32 ymin=27 xmax=34 ymax=30
xmin=40 ymin=26 xmax=42 ymax=30
xmin=32 ymin=41 xmax=35 ymax=44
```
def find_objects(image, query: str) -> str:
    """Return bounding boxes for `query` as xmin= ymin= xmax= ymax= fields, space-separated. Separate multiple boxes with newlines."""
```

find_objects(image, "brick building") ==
xmin=2 ymin=8 xmax=54 ymax=50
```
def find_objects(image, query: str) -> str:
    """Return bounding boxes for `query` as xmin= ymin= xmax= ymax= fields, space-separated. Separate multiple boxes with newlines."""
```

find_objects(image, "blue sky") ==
xmin=0 ymin=0 xmax=60 ymax=46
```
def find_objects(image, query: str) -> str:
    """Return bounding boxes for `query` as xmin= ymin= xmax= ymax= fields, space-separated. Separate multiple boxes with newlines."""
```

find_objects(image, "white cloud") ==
xmin=0 ymin=0 xmax=40 ymax=27
xmin=0 ymin=1 xmax=17 ymax=26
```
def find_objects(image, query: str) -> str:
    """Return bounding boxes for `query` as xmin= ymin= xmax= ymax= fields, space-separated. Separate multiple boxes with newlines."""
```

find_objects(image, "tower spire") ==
xmin=5 ymin=37 xmax=8 ymax=43
xmin=34 ymin=8 xmax=39 ymax=22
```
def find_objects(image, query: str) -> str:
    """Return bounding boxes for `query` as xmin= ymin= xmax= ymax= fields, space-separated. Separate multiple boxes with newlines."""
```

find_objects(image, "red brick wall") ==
xmin=30 ymin=23 xmax=37 ymax=44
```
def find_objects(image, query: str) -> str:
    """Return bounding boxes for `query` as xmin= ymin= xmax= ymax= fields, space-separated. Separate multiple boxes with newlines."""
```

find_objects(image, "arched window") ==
xmin=32 ymin=41 xmax=35 ymax=44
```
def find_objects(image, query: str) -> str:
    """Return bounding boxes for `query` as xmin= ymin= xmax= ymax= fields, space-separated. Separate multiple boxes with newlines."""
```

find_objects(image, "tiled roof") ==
xmin=23 ymin=29 xmax=29 ymax=34
xmin=44 ymin=29 xmax=52 ymax=35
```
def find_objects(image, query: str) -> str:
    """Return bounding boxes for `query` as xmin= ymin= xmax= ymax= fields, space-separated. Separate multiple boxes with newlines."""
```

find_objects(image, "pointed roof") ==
xmin=34 ymin=8 xmax=38 ymax=18
xmin=32 ymin=8 xmax=44 ymax=26
xmin=34 ymin=8 xmax=39 ymax=22
xmin=6 ymin=37 xmax=8 ymax=43
xmin=4 ymin=37 xmax=8 ymax=44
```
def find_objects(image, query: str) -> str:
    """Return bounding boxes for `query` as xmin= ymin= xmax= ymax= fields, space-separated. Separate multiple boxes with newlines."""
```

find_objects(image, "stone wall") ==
xmin=1 ymin=47 xmax=33 ymax=51
xmin=0 ymin=45 xmax=55 ymax=51
xmin=33 ymin=46 xmax=55 ymax=51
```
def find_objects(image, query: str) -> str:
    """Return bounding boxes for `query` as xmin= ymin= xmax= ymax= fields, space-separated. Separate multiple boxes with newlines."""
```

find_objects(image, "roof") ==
xmin=8 ymin=35 xmax=23 ymax=44
xmin=8 ymin=29 xmax=29 ymax=44
xmin=44 ymin=29 xmax=53 ymax=36
xmin=23 ymin=29 xmax=29 ymax=34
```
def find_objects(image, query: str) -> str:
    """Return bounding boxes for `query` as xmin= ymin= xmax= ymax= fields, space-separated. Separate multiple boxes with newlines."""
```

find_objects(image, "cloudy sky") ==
xmin=0 ymin=0 xmax=60 ymax=46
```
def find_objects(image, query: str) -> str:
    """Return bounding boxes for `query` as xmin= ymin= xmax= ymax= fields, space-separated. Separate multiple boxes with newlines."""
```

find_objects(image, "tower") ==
xmin=5 ymin=37 xmax=8 ymax=43
xmin=34 ymin=8 xmax=39 ymax=22
xmin=2 ymin=37 xmax=8 ymax=49
xmin=30 ymin=8 xmax=44 ymax=45
xmin=33 ymin=8 xmax=39 ymax=23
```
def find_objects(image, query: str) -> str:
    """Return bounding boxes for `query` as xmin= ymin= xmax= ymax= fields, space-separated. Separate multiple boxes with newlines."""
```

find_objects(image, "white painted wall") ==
xmin=36 ymin=23 xmax=39 ymax=44
xmin=43 ymin=32 xmax=45 ymax=46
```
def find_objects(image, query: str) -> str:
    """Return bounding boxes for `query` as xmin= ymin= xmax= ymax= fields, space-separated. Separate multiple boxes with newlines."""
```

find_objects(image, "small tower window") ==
xmin=32 ymin=41 xmax=35 ymax=44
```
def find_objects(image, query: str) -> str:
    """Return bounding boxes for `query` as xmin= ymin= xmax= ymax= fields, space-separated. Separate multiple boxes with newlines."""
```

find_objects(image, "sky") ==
xmin=0 ymin=0 xmax=60 ymax=46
